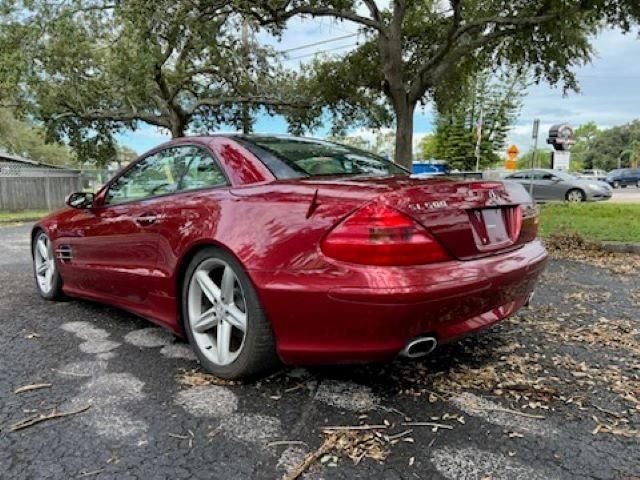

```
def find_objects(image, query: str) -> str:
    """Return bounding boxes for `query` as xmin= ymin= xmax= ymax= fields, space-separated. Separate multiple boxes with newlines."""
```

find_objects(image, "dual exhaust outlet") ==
xmin=399 ymin=335 xmax=437 ymax=359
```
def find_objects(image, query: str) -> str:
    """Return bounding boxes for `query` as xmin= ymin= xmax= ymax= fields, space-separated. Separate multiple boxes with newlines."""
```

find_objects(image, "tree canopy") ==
xmin=0 ymin=110 xmax=76 ymax=166
xmin=431 ymin=69 xmax=526 ymax=170
xmin=243 ymin=0 xmax=640 ymax=168
xmin=0 ymin=0 xmax=307 ymax=165
xmin=572 ymin=120 xmax=640 ymax=171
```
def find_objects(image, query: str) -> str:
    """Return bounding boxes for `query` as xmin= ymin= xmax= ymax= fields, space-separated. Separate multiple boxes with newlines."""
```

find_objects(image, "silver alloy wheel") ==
xmin=34 ymin=233 xmax=55 ymax=294
xmin=187 ymin=258 xmax=248 ymax=366
xmin=567 ymin=190 xmax=584 ymax=202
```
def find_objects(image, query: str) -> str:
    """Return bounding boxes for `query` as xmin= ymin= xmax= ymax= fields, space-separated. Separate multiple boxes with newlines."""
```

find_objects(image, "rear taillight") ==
xmin=321 ymin=203 xmax=450 ymax=266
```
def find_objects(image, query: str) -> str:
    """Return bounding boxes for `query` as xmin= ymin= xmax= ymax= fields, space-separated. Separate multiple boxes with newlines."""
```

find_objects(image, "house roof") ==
xmin=0 ymin=151 xmax=76 ymax=170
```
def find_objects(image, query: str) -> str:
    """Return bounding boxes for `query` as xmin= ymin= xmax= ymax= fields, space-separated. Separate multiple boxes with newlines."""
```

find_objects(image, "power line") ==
xmin=278 ymin=33 xmax=358 ymax=54
xmin=286 ymin=42 xmax=359 ymax=61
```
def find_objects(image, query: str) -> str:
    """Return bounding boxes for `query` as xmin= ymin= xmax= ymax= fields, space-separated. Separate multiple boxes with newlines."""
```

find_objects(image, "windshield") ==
xmin=243 ymin=136 xmax=408 ymax=178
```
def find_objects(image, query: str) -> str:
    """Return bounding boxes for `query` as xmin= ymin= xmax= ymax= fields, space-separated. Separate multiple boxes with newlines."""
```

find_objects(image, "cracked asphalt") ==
xmin=1 ymin=222 xmax=638 ymax=479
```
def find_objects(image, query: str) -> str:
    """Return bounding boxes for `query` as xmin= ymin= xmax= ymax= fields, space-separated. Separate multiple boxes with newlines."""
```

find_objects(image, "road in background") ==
xmin=610 ymin=187 xmax=640 ymax=203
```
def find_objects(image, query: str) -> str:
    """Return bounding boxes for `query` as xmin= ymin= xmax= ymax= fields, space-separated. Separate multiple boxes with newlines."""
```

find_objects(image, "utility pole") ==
xmin=241 ymin=20 xmax=251 ymax=134
xmin=474 ymin=108 xmax=483 ymax=172
xmin=529 ymin=118 xmax=540 ymax=198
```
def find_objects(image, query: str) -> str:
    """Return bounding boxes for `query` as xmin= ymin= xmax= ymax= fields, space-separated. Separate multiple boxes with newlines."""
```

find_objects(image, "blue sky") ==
xmin=117 ymin=19 xmax=640 ymax=157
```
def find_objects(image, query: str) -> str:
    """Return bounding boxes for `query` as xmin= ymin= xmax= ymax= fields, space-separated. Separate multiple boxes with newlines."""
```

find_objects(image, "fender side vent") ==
xmin=56 ymin=245 xmax=73 ymax=263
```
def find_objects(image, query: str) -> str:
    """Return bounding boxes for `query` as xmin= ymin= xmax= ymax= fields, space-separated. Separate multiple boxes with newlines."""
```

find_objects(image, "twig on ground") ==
xmin=267 ymin=440 xmax=308 ymax=448
xmin=77 ymin=469 xmax=104 ymax=478
xmin=401 ymin=422 xmax=453 ymax=430
xmin=282 ymin=435 xmax=338 ymax=480
xmin=10 ymin=404 xmax=91 ymax=432
xmin=463 ymin=406 xmax=545 ymax=419
xmin=592 ymin=404 xmax=624 ymax=418
xmin=14 ymin=383 xmax=52 ymax=394
xmin=321 ymin=424 xmax=388 ymax=432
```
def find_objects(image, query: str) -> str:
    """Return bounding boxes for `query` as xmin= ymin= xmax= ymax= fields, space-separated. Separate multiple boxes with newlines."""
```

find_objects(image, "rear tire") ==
xmin=181 ymin=247 xmax=279 ymax=379
xmin=32 ymin=231 xmax=64 ymax=300
xmin=566 ymin=189 xmax=585 ymax=202
xmin=613 ymin=181 xmax=620 ymax=189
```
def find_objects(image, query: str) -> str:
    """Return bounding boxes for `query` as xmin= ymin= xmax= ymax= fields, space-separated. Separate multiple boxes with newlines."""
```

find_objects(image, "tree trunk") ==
xmin=170 ymin=122 xmax=185 ymax=138
xmin=394 ymin=99 xmax=415 ymax=169
xmin=168 ymin=110 xmax=186 ymax=138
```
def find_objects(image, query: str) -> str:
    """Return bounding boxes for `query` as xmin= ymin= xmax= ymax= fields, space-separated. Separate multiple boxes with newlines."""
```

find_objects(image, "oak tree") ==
xmin=242 ymin=0 xmax=640 ymax=168
xmin=0 ymin=0 xmax=306 ymax=164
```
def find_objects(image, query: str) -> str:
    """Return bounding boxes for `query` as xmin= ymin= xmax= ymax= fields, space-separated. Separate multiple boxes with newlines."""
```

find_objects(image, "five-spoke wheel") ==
xmin=188 ymin=258 xmax=247 ymax=366
xmin=182 ymin=248 xmax=278 ymax=378
xmin=32 ymin=231 xmax=63 ymax=300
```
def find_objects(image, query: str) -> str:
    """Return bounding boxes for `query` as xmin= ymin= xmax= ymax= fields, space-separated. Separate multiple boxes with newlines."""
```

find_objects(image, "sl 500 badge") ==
xmin=408 ymin=200 xmax=448 ymax=211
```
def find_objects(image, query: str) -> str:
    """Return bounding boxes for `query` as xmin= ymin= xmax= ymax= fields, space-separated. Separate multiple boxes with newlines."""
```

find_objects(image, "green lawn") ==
xmin=538 ymin=203 xmax=640 ymax=243
xmin=0 ymin=209 xmax=50 ymax=223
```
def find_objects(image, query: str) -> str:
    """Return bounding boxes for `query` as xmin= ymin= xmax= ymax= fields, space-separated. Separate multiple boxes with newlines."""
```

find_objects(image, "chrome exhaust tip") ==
xmin=399 ymin=336 xmax=437 ymax=359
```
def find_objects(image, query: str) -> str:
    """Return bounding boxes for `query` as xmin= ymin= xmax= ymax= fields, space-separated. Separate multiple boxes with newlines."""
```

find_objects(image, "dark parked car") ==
xmin=606 ymin=168 xmax=640 ymax=188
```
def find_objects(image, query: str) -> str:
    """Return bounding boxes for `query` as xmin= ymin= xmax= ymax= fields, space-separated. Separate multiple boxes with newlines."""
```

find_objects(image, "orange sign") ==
xmin=505 ymin=145 xmax=519 ymax=170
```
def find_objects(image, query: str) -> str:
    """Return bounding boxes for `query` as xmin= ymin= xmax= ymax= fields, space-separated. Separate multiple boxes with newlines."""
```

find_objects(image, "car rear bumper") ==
xmin=251 ymin=240 xmax=549 ymax=365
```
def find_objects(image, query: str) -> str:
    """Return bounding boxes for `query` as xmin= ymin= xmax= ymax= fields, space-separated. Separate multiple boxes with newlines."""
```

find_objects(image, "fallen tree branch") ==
xmin=14 ymin=383 xmax=52 ymax=394
xmin=267 ymin=440 xmax=308 ymax=448
xmin=401 ymin=421 xmax=453 ymax=430
xmin=282 ymin=435 xmax=339 ymax=480
xmin=10 ymin=404 xmax=91 ymax=432
xmin=321 ymin=424 xmax=388 ymax=432
xmin=463 ymin=406 xmax=545 ymax=420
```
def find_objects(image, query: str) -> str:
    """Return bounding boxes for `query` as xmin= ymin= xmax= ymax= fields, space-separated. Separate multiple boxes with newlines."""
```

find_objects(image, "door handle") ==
xmin=135 ymin=214 xmax=158 ymax=226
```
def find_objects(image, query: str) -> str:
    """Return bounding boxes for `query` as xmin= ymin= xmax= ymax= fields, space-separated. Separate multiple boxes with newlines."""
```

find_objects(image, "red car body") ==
xmin=34 ymin=135 xmax=548 ymax=364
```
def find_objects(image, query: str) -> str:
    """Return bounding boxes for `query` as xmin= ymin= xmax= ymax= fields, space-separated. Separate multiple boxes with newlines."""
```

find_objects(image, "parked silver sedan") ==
xmin=504 ymin=169 xmax=612 ymax=202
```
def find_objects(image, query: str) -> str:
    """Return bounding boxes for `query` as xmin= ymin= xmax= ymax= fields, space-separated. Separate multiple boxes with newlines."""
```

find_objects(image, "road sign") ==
xmin=506 ymin=144 xmax=519 ymax=160
xmin=505 ymin=145 xmax=519 ymax=170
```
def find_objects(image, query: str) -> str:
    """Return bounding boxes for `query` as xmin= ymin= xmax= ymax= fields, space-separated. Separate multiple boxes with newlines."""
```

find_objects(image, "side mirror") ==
xmin=66 ymin=192 xmax=95 ymax=209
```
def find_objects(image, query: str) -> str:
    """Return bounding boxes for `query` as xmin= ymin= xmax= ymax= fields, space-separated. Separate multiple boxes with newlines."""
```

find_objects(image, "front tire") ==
xmin=566 ymin=188 xmax=586 ymax=202
xmin=613 ymin=181 xmax=620 ymax=189
xmin=181 ymin=247 xmax=279 ymax=379
xmin=32 ymin=231 xmax=64 ymax=300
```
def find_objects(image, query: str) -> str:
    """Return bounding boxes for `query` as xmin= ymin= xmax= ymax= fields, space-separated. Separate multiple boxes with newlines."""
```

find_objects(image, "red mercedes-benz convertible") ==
xmin=32 ymin=135 xmax=548 ymax=378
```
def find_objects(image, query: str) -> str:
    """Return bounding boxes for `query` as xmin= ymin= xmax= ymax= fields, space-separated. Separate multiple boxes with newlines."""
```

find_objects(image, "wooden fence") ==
xmin=0 ymin=169 xmax=81 ymax=210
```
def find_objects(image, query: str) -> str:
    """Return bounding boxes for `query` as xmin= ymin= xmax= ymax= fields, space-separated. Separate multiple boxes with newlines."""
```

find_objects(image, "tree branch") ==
xmin=250 ymin=3 xmax=384 ymax=32
xmin=54 ymin=106 xmax=170 ymax=130
xmin=189 ymin=95 xmax=311 ymax=113
xmin=410 ymin=7 xmax=581 ymax=101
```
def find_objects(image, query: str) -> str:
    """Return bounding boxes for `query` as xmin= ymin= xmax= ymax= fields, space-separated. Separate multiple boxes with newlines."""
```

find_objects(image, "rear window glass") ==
xmin=242 ymin=136 xmax=407 ymax=178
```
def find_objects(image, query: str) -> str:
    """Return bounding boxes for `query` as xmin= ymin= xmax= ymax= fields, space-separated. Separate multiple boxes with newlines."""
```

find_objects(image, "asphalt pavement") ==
xmin=0 ymin=222 xmax=638 ymax=480
xmin=610 ymin=187 xmax=640 ymax=204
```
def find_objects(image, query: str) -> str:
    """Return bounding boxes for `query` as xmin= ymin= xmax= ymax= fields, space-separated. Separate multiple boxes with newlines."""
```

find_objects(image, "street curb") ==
xmin=601 ymin=241 xmax=640 ymax=255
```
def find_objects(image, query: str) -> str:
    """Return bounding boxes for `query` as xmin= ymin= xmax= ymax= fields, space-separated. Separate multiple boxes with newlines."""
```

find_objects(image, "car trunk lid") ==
xmin=297 ymin=175 xmax=537 ymax=260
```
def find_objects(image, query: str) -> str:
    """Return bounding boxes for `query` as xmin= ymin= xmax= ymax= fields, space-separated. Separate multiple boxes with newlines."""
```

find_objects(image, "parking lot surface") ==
xmin=1 ymin=222 xmax=638 ymax=479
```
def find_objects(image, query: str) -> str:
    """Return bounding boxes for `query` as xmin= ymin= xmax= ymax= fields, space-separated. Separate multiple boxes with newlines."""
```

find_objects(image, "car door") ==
xmin=506 ymin=171 xmax=542 ymax=200
xmin=59 ymin=149 xmax=177 ymax=305
xmin=534 ymin=172 xmax=564 ymax=200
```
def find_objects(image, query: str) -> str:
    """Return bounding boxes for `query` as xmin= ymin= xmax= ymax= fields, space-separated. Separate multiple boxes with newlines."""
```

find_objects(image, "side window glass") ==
xmin=105 ymin=151 xmax=177 ymax=205
xmin=177 ymin=147 xmax=227 ymax=191
xmin=104 ymin=146 xmax=227 ymax=205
